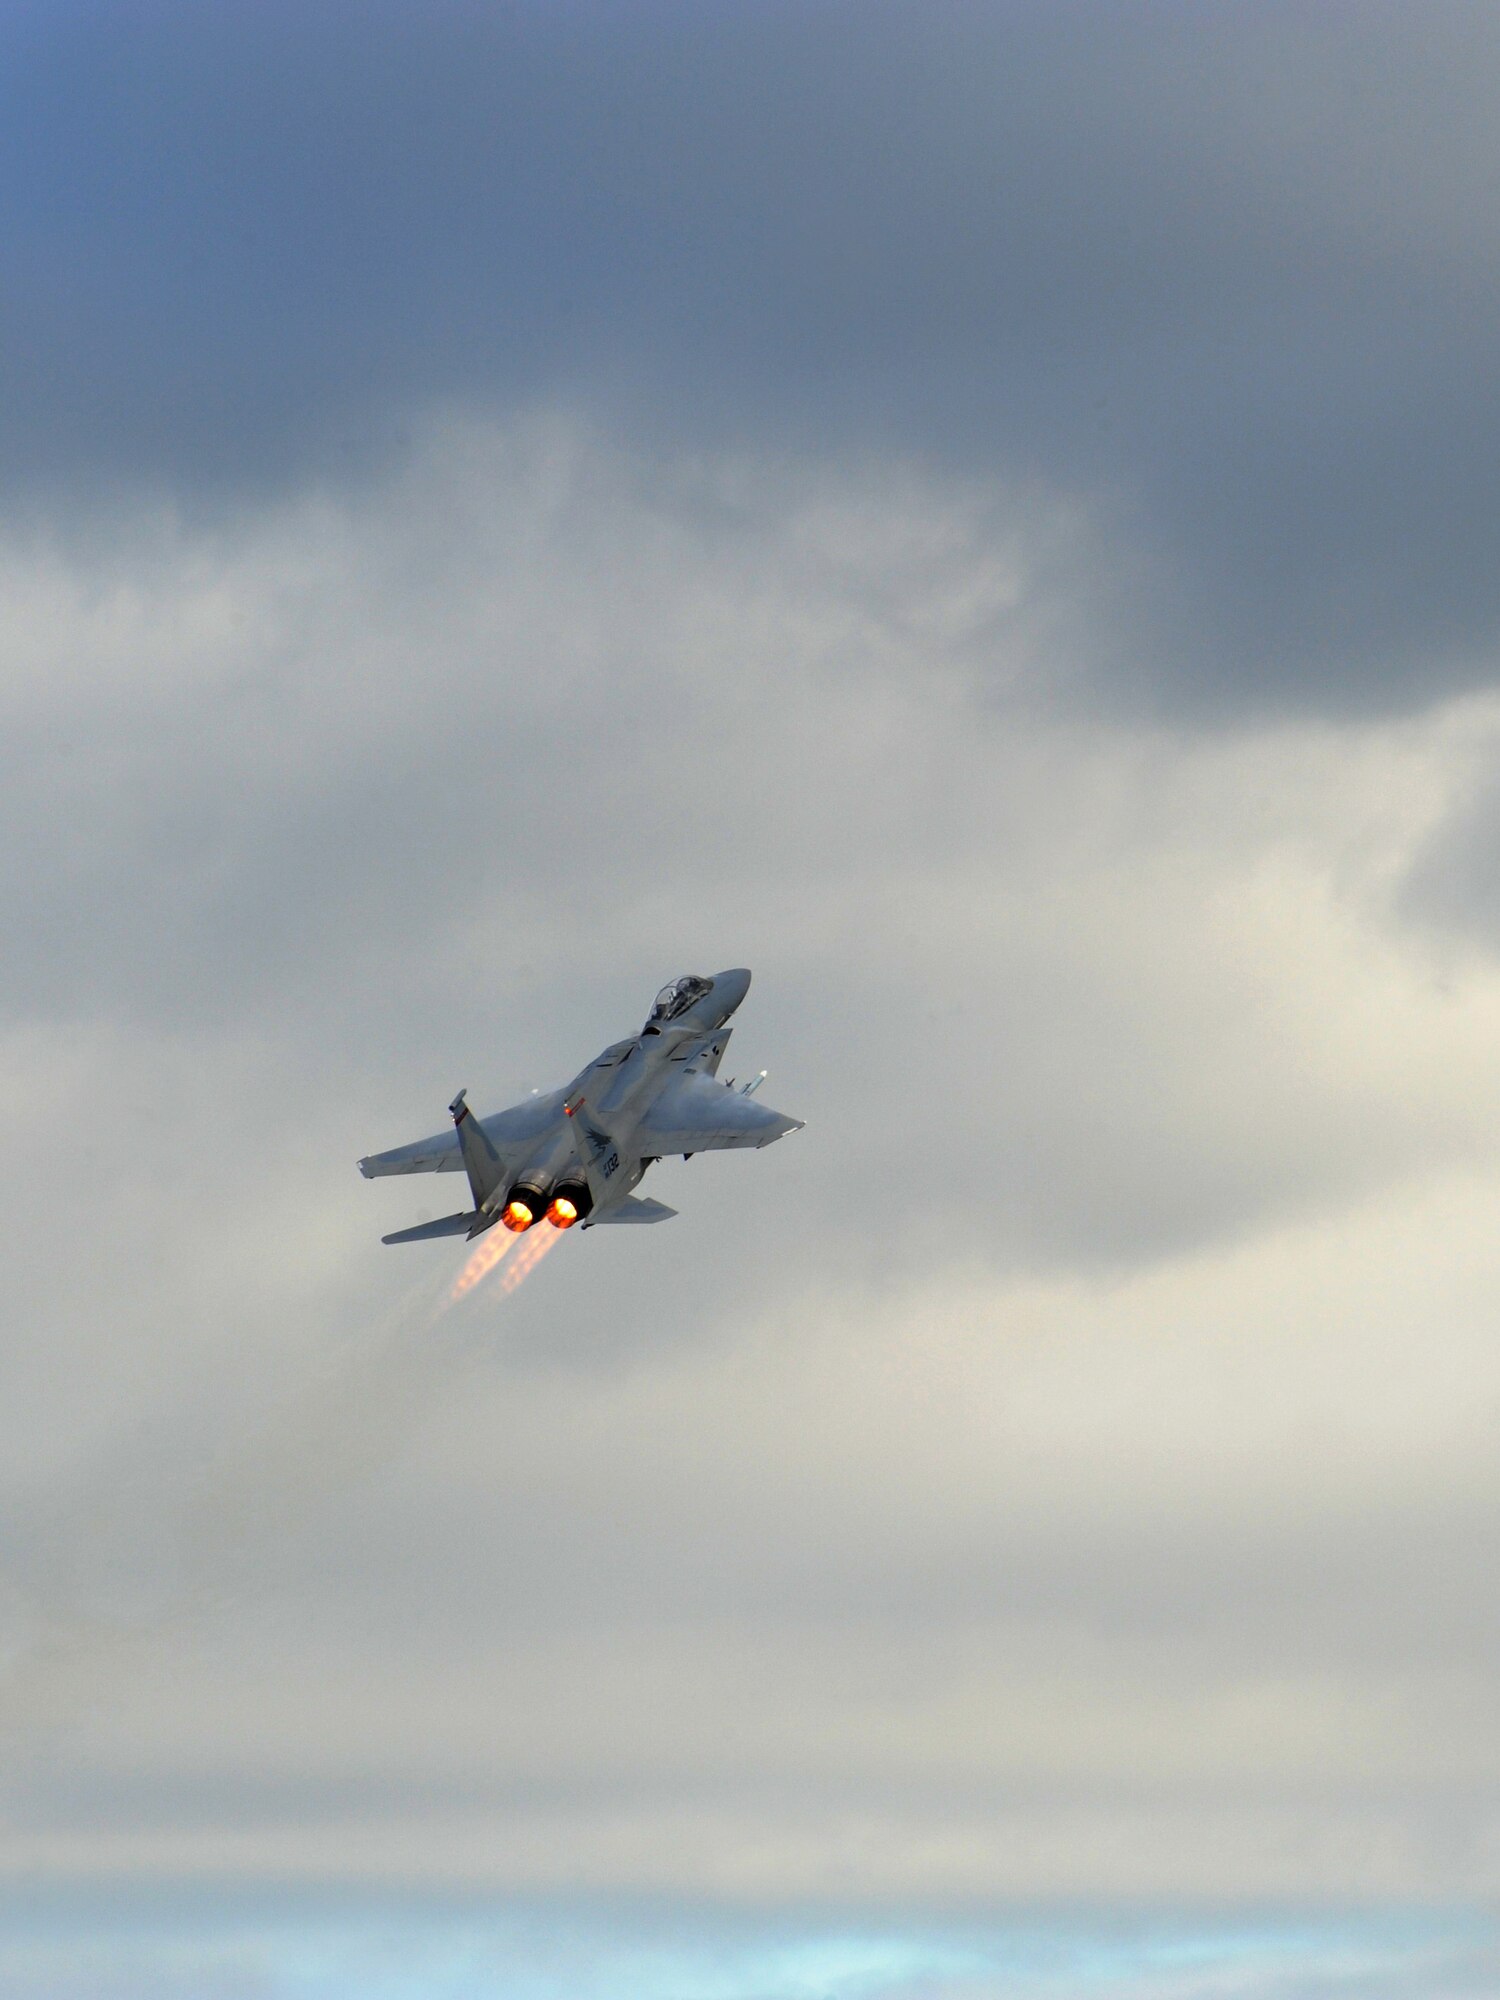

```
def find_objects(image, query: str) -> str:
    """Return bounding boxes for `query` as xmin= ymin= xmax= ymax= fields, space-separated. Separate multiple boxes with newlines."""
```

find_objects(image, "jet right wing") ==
xmin=635 ymin=1070 xmax=803 ymax=1156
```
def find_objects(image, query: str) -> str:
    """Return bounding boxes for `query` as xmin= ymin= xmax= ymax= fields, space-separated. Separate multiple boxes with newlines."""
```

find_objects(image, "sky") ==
xmin=6 ymin=2 xmax=1500 ymax=1994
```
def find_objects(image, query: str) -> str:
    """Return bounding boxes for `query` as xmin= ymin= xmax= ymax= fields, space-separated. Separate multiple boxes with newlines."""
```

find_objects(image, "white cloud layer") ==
xmin=5 ymin=414 xmax=1500 ymax=1928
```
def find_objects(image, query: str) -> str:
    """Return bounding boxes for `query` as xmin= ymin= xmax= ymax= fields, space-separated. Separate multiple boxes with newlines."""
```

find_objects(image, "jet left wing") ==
xmin=358 ymin=1088 xmax=568 ymax=1178
xmin=359 ymin=1128 xmax=460 ymax=1176
xmin=635 ymin=1070 xmax=804 ymax=1156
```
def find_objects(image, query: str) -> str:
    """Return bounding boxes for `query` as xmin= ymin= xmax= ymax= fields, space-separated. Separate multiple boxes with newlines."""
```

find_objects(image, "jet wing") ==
xmin=358 ymin=1089 xmax=567 ymax=1178
xmin=359 ymin=1127 xmax=461 ymax=1176
xmin=635 ymin=1070 xmax=804 ymax=1156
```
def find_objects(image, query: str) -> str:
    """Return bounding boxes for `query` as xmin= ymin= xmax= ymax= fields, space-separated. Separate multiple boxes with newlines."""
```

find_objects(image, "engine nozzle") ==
xmin=547 ymin=1180 xmax=592 ymax=1228
xmin=500 ymin=1188 xmax=545 ymax=1232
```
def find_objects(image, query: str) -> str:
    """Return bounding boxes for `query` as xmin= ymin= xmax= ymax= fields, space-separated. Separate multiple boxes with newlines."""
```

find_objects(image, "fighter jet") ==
xmin=359 ymin=969 xmax=803 ymax=1243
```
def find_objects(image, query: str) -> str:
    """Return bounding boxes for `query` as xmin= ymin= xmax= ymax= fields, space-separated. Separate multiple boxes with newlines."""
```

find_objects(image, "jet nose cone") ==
xmin=712 ymin=967 xmax=751 ymax=1017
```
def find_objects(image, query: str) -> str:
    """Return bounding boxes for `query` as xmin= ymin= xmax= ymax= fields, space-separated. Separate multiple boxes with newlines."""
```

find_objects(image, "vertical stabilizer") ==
xmin=448 ymin=1089 xmax=505 ymax=1210
xmin=563 ymin=1091 xmax=642 ymax=1212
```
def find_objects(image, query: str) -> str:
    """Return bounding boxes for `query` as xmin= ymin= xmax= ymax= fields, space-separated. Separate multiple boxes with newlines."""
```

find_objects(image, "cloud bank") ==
xmin=8 ymin=6 xmax=1500 ymax=1994
xmin=5 ymin=418 xmax=1500 ymax=1929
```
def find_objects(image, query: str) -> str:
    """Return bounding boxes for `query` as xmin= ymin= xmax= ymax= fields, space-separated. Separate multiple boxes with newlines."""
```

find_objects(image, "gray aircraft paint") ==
xmin=359 ymin=968 xmax=802 ymax=1241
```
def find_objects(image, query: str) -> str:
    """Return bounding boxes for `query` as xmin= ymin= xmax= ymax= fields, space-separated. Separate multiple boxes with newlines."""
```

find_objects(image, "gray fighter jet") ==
xmin=359 ymin=969 xmax=803 ymax=1243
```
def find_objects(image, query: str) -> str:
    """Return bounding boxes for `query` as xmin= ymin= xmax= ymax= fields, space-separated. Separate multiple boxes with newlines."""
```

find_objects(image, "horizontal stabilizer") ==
xmin=587 ymin=1195 xmax=678 ymax=1226
xmin=382 ymin=1210 xmax=483 ymax=1245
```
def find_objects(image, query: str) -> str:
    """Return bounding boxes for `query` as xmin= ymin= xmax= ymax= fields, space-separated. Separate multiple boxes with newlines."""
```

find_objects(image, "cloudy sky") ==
xmin=8 ymin=3 xmax=1500 ymax=1994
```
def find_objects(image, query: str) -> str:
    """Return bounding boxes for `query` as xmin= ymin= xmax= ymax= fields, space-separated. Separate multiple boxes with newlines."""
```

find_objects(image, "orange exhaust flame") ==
xmin=546 ymin=1196 xmax=578 ymax=1229
xmin=496 ymin=1218 xmax=564 ymax=1293
xmin=449 ymin=1224 xmax=514 ymax=1302
xmin=443 ymin=1210 xmax=568 ymax=1314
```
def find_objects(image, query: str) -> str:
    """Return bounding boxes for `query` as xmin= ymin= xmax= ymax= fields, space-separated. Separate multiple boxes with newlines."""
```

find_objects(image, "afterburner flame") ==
xmin=502 ymin=1199 xmax=536 ymax=1233
xmin=547 ymin=1195 xmax=578 ymax=1229
xmin=497 ymin=1218 xmax=563 ymax=1293
xmin=449 ymin=1225 xmax=514 ymax=1302
xmin=445 ymin=1212 xmax=567 ymax=1308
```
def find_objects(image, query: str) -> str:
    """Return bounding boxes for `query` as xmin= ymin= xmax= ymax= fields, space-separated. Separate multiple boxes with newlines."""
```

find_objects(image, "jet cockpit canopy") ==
xmin=646 ymin=974 xmax=713 ymax=1028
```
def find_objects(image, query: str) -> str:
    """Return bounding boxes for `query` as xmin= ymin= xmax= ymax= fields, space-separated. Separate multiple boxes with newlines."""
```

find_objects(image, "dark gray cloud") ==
xmin=7 ymin=3 xmax=1500 ymax=713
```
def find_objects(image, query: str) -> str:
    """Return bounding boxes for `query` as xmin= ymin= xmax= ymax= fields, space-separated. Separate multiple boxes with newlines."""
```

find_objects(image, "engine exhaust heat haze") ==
xmin=496 ymin=1218 xmax=563 ymax=1292
xmin=449 ymin=1226 xmax=515 ymax=1302
xmin=446 ymin=1216 xmax=562 ymax=1307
